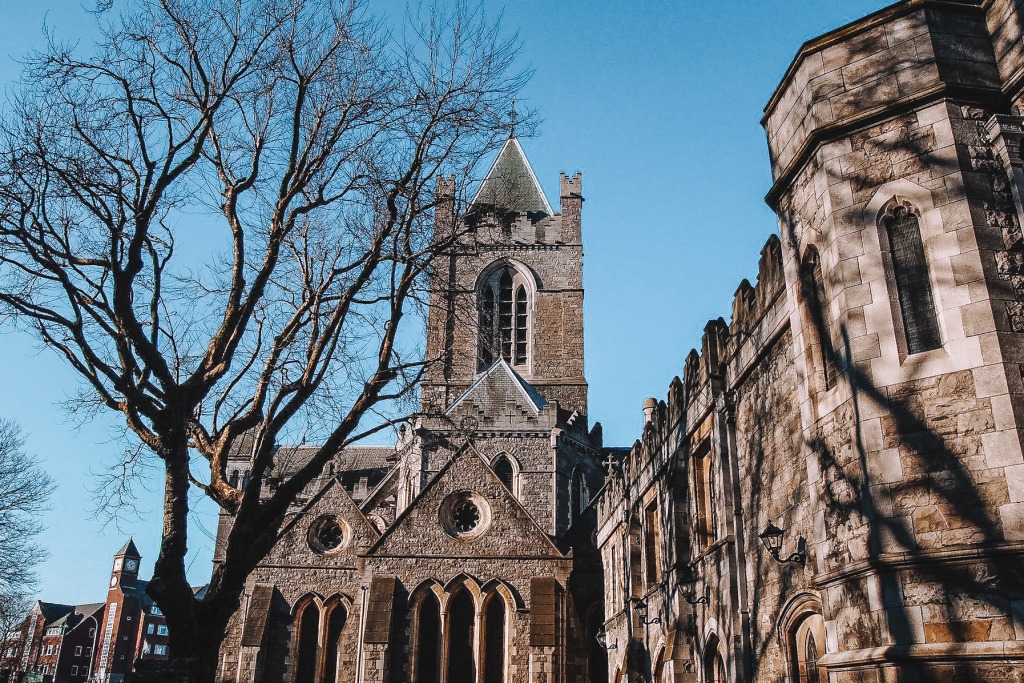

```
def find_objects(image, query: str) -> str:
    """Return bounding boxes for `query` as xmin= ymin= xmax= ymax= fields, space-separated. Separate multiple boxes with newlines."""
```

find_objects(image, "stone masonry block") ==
xmin=982 ymin=429 xmax=1024 ymax=468
xmin=1006 ymin=463 xmax=1024 ymax=503
xmin=999 ymin=501 xmax=1024 ymax=540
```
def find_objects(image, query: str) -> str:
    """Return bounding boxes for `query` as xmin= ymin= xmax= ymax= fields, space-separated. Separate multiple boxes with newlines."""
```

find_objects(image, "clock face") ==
xmin=125 ymin=559 xmax=138 ymax=572
xmin=113 ymin=558 xmax=123 ymax=571
xmin=110 ymin=575 xmax=118 ymax=588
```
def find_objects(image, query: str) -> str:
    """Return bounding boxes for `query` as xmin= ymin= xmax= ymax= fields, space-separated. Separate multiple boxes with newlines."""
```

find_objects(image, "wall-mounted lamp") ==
xmin=631 ymin=598 xmax=661 ymax=625
xmin=758 ymin=521 xmax=807 ymax=566
xmin=683 ymin=590 xmax=709 ymax=606
xmin=595 ymin=627 xmax=618 ymax=650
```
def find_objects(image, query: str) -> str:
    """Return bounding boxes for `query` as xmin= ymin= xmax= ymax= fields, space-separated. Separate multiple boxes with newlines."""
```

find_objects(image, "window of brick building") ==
xmin=879 ymin=201 xmax=941 ymax=356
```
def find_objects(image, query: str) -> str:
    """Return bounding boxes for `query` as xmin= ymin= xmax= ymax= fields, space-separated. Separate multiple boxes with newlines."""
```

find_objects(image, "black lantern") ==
xmin=759 ymin=521 xmax=806 ymax=566
xmin=595 ymin=627 xmax=617 ymax=650
xmin=631 ymin=597 xmax=661 ymax=625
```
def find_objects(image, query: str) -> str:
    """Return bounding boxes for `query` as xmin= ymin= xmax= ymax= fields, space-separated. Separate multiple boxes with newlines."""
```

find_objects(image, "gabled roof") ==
xmin=365 ymin=441 xmax=565 ymax=559
xmin=115 ymin=538 xmax=141 ymax=559
xmin=446 ymin=358 xmax=547 ymax=417
xmin=470 ymin=135 xmax=553 ymax=217
xmin=35 ymin=602 xmax=74 ymax=625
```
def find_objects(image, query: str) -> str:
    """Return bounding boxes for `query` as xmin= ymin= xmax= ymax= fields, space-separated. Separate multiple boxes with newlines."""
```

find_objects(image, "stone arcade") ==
xmin=216 ymin=1 xmax=1024 ymax=681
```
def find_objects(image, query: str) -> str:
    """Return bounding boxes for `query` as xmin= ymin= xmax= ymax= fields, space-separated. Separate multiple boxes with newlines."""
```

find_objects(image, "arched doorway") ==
xmin=704 ymin=634 xmax=727 ymax=683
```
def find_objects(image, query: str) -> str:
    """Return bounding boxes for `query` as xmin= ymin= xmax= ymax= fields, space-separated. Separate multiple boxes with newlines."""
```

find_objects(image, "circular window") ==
xmin=439 ymin=491 xmax=491 ymax=539
xmin=307 ymin=515 xmax=349 ymax=554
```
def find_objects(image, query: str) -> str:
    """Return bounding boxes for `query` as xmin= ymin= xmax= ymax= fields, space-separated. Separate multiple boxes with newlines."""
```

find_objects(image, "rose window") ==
xmin=307 ymin=515 xmax=349 ymax=554
xmin=452 ymin=500 xmax=481 ymax=532
xmin=439 ymin=491 xmax=491 ymax=539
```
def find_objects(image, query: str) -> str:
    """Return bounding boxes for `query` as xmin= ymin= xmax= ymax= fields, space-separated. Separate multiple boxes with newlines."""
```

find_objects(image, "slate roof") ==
xmin=470 ymin=135 xmax=553 ymax=217
xmin=446 ymin=358 xmax=548 ymax=417
xmin=36 ymin=602 xmax=74 ymax=626
xmin=115 ymin=538 xmax=141 ymax=558
xmin=273 ymin=444 xmax=395 ymax=473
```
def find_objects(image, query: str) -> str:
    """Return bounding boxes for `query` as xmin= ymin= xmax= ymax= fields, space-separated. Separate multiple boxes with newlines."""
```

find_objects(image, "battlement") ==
xmin=560 ymin=172 xmax=582 ymax=199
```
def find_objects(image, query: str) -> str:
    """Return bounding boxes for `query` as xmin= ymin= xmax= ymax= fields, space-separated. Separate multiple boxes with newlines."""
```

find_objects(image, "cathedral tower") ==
xmin=422 ymin=134 xmax=588 ymax=418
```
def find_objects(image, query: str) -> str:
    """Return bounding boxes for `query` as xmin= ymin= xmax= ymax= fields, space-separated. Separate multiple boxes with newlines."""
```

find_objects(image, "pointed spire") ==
xmin=470 ymin=137 xmax=553 ymax=217
xmin=115 ymin=537 xmax=141 ymax=559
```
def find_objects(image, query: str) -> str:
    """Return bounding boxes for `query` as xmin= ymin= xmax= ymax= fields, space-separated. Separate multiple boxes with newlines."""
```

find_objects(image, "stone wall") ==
xmin=597 ymin=1 xmax=1024 ymax=681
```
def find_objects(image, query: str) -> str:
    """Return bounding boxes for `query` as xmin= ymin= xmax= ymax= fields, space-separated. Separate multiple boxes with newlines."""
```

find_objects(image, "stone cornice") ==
xmin=765 ymin=83 xmax=1006 ymax=209
xmin=762 ymin=0 xmax=985 ymax=124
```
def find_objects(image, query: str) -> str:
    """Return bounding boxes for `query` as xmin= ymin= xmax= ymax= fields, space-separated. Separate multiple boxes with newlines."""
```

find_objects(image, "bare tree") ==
xmin=0 ymin=0 xmax=528 ymax=679
xmin=0 ymin=421 xmax=54 ymax=637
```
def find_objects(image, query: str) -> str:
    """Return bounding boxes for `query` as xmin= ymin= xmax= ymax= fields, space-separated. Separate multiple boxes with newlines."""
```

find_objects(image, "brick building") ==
xmin=215 ymin=1 xmax=1024 ymax=682
xmin=1 ymin=541 xmax=176 ymax=683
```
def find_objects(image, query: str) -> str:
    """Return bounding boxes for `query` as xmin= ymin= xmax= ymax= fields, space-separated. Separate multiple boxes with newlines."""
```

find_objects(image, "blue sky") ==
xmin=0 ymin=0 xmax=895 ymax=603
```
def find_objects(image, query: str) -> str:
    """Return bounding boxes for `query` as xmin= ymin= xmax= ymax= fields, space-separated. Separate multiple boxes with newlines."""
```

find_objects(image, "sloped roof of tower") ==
xmin=115 ymin=538 xmax=141 ymax=558
xmin=445 ymin=358 xmax=548 ymax=417
xmin=470 ymin=135 xmax=553 ymax=217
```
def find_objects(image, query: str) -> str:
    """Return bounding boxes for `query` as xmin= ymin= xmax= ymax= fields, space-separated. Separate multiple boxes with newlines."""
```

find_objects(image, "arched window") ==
xmin=446 ymin=589 xmax=476 ymax=682
xmin=800 ymin=247 xmax=836 ymax=390
xmin=414 ymin=594 xmax=441 ymax=683
xmin=228 ymin=469 xmax=239 ymax=488
xmin=241 ymin=470 xmax=251 ymax=489
xmin=483 ymin=594 xmax=506 ymax=683
xmin=322 ymin=604 xmax=347 ymax=683
xmin=478 ymin=265 xmax=531 ymax=371
xmin=881 ymin=202 xmax=941 ymax=355
xmin=293 ymin=602 xmax=320 ymax=683
xmin=570 ymin=468 xmax=588 ymax=521
xmin=493 ymin=454 xmax=516 ymax=493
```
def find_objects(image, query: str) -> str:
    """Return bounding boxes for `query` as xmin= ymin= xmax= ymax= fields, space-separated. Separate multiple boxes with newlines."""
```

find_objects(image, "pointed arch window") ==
xmin=493 ymin=454 xmax=517 ymax=494
xmin=483 ymin=594 xmax=506 ymax=683
xmin=478 ymin=265 xmax=531 ymax=371
xmin=881 ymin=202 xmax=941 ymax=355
xmin=570 ymin=468 xmax=589 ymax=521
xmin=323 ymin=604 xmax=347 ymax=683
xmin=800 ymin=247 xmax=836 ymax=390
xmin=446 ymin=589 xmax=475 ymax=682
xmin=414 ymin=594 xmax=441 ymax=683
xmin=293 ymin=602 xmax=320 ymax=683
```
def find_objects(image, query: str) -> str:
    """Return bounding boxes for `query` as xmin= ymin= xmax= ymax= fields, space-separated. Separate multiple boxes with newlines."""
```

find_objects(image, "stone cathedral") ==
xmin=215 ymin=1 xmax=1024 ymax=682
xmin=215 ymin=135 xmax=607 ymax=683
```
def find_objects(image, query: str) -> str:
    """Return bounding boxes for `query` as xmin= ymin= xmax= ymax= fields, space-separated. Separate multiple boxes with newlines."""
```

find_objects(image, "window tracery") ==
xmin=478 ymin=265 xmax=531 ymax=371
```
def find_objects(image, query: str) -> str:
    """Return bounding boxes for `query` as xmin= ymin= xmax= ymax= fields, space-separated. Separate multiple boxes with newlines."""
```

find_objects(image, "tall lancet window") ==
xmin=478 ymin=265 xmax=531 ymax=371
xmin=881 ymin=202 xmax=941 ymax=355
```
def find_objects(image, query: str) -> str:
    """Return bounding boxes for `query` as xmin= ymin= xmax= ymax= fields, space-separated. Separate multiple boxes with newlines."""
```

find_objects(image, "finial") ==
xmin=509 ymin=97 xmax=517 ymax=138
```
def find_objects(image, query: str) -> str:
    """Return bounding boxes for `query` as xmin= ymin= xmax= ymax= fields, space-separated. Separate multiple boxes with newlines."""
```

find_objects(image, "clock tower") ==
xmin=109 ymin=538 xmax=141 ymax=589
xmin=97 ymin=538 xmax=144 ymax=682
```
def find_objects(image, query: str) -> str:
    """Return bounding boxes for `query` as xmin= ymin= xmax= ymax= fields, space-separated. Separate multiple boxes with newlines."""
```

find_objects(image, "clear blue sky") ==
xmin=0 ymin=1 xmax=895 ymax=604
